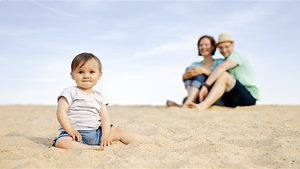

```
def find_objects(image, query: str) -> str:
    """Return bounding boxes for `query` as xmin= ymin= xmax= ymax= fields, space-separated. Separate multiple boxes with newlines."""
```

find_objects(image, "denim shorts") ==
xmin=53 ymin=127 xmax=103 ymax=146
xmin=184 ymin=75 xmax=207 ymax=89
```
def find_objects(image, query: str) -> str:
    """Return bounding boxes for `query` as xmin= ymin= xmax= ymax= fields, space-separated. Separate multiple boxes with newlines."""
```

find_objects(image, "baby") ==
xmin=53 ymin=52 xmax=134 ymax=151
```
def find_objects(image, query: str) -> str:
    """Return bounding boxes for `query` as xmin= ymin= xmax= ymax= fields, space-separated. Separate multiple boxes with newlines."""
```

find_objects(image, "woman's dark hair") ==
xmin=197 ymin=35 xmax=216 ymax=56
xmin=71 ymin=52 xmax=102 ymax=74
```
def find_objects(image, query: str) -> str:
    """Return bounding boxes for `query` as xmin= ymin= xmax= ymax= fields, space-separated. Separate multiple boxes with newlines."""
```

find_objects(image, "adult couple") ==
xmin=167 ymin=33 xmax=259 ymax=110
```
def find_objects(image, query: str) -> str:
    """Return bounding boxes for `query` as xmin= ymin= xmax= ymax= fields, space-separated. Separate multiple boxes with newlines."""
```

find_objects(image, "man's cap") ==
xmin=217 ymin=33 xmax=234 ymax=44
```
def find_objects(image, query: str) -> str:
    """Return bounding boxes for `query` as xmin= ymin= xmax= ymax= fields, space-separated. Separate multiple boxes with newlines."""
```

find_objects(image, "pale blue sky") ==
xmin=0 ymin=1 xmax=299 ymax=105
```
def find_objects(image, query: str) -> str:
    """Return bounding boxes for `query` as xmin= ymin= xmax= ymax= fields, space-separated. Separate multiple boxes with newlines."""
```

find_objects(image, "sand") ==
xmin=0 ymin=105 xmax=299 ymax=168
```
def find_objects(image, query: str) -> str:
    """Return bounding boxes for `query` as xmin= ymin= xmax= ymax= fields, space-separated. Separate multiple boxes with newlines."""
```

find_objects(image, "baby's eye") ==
xmin=90 ymin=71 xmax=95 ymax=74
xmin=78 ymin=71 xmax=84 ymax=74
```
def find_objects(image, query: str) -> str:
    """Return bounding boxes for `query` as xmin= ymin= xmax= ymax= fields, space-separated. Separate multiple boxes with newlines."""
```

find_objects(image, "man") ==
xmin=188 ymin=33 xmax=259 ymax=110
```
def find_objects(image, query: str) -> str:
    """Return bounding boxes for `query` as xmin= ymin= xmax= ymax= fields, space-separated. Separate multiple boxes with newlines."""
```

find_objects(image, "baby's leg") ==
xmin=55 ymin=136 xmax=104 ymax=151
xmin=110 ymin=127 xmax=139 ymax=145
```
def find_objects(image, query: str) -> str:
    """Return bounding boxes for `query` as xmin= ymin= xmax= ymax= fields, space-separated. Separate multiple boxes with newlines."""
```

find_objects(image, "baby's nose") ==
xmin=83 ymin=73 xmax=90 ymax=78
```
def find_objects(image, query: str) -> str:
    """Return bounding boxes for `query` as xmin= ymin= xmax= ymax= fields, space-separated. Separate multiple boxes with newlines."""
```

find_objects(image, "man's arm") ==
xmin=204 ymin=59 xmax=237 ymax=87
xmin=198 ymin=59 xmax=237 ymax=102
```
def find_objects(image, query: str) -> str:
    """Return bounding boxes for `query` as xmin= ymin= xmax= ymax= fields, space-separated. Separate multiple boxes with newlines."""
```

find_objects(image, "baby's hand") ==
xmin=68 ymin=129 xmax=82 ymax=143
xmin=100 ymin=135 xmax=113 ymax=147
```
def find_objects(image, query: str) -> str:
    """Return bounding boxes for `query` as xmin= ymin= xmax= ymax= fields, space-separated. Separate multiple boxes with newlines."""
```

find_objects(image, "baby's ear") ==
xmin=70 ymin=72 xmax=75 ymax=80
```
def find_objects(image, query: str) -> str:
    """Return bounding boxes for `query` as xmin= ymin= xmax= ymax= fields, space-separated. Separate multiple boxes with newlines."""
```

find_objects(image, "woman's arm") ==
xmin=182 ymin=66 xmax=211 ymax=80
xmin=204 ymin=60 xmax=237 ymax=86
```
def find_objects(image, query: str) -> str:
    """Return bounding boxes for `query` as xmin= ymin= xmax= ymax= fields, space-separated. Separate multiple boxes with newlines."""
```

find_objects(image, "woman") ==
xmin=167 ymin=35 xmax=224 ymax=107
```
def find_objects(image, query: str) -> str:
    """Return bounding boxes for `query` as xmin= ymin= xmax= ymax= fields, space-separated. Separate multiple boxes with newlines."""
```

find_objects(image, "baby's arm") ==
xmin=56 ymin=97 xmax=82 ymax=142
xmin=99 ymin=104 xmax=112 ymax=147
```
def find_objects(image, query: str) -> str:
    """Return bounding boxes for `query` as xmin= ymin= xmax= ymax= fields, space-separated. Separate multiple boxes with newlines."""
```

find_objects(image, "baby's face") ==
xmin=71 ymin=59 xmax=101 ymax=93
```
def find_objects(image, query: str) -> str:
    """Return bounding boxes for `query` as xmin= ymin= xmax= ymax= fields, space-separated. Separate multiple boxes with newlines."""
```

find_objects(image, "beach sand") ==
xmin=0 ymin=105 xmax=299 ymax=168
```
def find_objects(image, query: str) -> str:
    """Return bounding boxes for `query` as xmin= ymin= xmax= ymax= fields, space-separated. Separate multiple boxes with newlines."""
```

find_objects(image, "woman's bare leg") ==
xmin=182 ymin=86 xmax=199 ymax=107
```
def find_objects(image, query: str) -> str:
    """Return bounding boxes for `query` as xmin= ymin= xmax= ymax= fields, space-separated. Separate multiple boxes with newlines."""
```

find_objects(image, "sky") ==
xmin=0 ymin=0 xmax=300 ymax=105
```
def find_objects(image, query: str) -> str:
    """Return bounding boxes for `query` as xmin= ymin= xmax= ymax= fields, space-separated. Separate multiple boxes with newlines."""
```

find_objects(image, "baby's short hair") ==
xmin=71 ymin=52 xmax=102 ymax=73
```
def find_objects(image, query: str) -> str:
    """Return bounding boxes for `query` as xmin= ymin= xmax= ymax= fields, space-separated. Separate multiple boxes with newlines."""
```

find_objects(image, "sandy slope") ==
xmin=0 ymin=105 xmax=299 ymax=168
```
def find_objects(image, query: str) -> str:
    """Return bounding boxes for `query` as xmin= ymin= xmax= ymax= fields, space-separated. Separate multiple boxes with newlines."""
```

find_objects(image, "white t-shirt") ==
xmin=58 ymin=86 xmax=107 ymax=130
